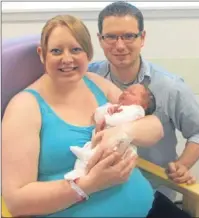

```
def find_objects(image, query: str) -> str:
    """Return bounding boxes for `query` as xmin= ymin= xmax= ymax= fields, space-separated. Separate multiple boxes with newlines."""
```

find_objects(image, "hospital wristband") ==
xmin=68 ymin=178 xmax=89 ymax=202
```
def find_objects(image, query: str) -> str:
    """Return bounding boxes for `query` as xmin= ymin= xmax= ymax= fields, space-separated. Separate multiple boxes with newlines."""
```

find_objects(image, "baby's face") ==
xmin=118 ymin=84 xmax=149 ymax=109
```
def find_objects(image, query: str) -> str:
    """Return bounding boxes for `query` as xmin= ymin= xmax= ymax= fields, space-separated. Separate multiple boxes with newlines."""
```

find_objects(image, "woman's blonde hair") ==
xmin=40 ymin=15 xmax=93 ymax=61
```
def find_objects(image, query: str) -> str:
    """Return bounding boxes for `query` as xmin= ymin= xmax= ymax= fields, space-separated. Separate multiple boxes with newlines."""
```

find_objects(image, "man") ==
xmin=88 ymin=1 xmax=199 ymax=200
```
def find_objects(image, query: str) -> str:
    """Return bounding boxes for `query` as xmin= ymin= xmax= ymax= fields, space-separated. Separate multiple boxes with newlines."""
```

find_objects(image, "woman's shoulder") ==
xmin=3 ymin=90 xmax=41 ymax=124
xmin=86 ymin=72 xmax=120 ymax=93
xmin=86 ymin=72 xmax=122 ymax=104
xmin=86 ymin=72 xmax=109 ymax=88
xmin=5 ymin=74 xmax=45 ymax=116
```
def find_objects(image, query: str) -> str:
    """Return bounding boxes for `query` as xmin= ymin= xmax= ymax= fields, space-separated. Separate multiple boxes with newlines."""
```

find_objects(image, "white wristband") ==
xmin=68 ymin=179 xmax=89 ymax=201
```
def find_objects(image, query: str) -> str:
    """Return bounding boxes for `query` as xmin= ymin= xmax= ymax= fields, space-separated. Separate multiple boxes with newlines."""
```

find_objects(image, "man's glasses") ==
xmin=101 ymin=32 xmax=143 ymax=44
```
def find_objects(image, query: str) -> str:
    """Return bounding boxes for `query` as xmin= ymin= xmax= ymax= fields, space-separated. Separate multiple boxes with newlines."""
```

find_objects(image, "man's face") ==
xmin=98 ymin=15 xmax=146 ymax=69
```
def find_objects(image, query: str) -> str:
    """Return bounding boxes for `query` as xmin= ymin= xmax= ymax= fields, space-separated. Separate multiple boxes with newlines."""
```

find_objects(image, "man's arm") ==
xmin=177 ymin=142 xmax=199 ymax=169
xmin=167 ymin=78 xmax=199 ymax=183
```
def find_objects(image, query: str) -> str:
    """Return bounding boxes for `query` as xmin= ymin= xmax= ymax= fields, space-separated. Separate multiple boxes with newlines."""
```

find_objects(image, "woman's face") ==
xmin=42 ymin=25 xmax=89 ymax=84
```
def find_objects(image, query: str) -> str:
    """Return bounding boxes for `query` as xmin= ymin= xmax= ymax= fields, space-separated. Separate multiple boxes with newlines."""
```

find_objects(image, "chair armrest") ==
xmin=137 ymin=158 xmax=199 ymax=217
xmin=137 ymin=158 xmax=199 ymax=198
xmin=2 ymin=197 xmax=12 ymax=217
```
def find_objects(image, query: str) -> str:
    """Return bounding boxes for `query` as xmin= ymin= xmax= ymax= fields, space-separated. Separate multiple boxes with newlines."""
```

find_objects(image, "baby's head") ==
xmin=118 ymin=84 xmax=156 ymax=115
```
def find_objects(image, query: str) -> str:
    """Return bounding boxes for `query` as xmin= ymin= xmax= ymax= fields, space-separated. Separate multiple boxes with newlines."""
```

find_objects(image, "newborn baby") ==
xmin=64 ymin=84 xmax=156 ymax=180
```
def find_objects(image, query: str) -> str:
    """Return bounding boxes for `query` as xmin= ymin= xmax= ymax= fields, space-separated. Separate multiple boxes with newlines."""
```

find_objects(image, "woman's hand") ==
xmin=80 ymin=149 xmax=138 ymax=194
xmin=87 ymin=141 xmax=135 ymax=173
xmin=93 ymin=125 xmax=132 ymax=147
xmin=93 ymin=118 xmax=133 ymax=149
xmin=89 ymin=119 xmax=136 ymax=172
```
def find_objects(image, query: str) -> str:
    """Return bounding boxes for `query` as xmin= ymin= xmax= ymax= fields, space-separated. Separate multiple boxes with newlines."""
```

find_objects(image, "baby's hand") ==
xmin=107 ymin=105 xmax=123 ymax=115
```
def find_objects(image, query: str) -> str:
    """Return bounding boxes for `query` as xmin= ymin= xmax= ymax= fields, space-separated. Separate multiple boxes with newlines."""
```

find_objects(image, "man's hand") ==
xmin=166 ymin=162 xmax=196 ymax=185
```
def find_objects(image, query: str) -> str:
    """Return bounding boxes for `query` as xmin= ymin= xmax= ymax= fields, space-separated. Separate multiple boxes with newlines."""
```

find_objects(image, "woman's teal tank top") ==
xmin=25 ymin=76 xmax=154 ymax=217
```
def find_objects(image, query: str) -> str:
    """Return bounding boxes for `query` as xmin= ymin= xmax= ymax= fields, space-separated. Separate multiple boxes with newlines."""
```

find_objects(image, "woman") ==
xmin=2 ymin=15 xmax=163 ymax=217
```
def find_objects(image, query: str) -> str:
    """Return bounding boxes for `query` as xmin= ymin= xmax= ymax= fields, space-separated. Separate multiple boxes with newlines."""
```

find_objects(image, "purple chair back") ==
xmin=2 ymin=35 xmax=44 ymax=118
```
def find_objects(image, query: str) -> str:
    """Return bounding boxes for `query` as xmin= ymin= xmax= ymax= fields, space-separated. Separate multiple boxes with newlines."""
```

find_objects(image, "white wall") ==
xmin=2 ymin=4 xmax=199 ymax=94
xmin=2 ymin=3 xmax=199 ymax=183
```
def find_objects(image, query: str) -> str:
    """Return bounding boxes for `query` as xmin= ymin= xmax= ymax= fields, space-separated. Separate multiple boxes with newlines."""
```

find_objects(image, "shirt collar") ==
xmin=137 ymin=56 xmax=151 ymax=83
xmin=104 ymin=55 xmax=151 ymax=84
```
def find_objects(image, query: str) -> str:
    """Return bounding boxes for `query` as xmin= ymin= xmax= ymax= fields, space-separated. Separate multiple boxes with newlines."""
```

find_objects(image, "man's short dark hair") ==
xmin=98 ymin=1 xmax=144 ymax=34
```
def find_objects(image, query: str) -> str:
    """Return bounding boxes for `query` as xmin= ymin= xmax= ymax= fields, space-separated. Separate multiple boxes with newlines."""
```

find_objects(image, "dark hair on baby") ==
xmin=144 ymin=87 xmax=156 ymax=115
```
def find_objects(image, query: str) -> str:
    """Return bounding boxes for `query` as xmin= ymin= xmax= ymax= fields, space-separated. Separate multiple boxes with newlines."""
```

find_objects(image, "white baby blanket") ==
xmin=64 ymin=103 xmax=145 ymax=180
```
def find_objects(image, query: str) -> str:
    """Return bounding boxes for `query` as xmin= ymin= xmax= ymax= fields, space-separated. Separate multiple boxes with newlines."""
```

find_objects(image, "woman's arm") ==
xmin=87 ymin=72 xmax=164 ymax=146
xmin=123 ymin=115 xmax=164 ymax=146
xmin=2 ymin=93 xmax=93 ymax=216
